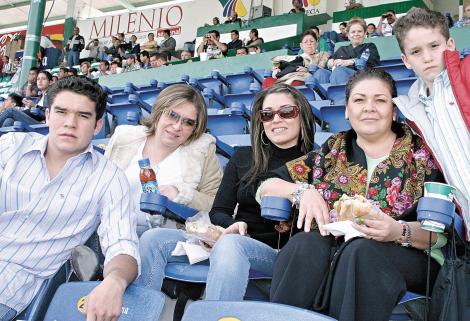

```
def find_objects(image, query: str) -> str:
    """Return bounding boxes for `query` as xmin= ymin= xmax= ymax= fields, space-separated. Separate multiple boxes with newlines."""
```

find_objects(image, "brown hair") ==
xmin=141 ymin=84 xmax=207 ymax=144
xmin=346 ymin=17 xmax=367 ymax=33
xmin=394 ymin=8 xmax=449 ymax=53
xmin=345 ymin=68 xmax=397 ymax=103
xmin=244 ymin=83 xmax=315 ymax=185
xmin=300 ymin=30 xmax=318 ymax=43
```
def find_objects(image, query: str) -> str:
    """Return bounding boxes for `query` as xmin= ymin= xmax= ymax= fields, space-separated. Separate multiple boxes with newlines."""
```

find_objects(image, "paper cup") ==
xmin=199 ymin=52 xmax=208 ymax=61
xmin=424 ymin=182 xmax=455 ymax=202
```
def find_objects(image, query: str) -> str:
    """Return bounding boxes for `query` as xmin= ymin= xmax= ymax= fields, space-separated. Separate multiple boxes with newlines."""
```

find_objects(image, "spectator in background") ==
xmin=324 ymin=17 xmax=380 ymax=84
xmin=58 ymin=67 xmax=68 ymax=79
xmin=11 ymin=57 xmax=21 ymax=74
xmin=22 ymin=70 xmax=52 ymax=110
xmin=1 ymin=56 xmax=12 ymax=76
xmin=180 ymin=50 xmax=193 ymax=60
xmin=248 ymin=46 xmax=261 ymax=54
xmin=159 ymin=29 xmax=176 ymax=60
xmin=344 ymin=0 xmax=363 ymax=10
xmin=225 ymin=10 xmax=242 ymax=24
xmin=80 ymin=61 xmax=93 ymax=78
xmin=366 ymin=23 xmax=378 ymax=37
xmin=117 ymin=45 xmax=127 ymax=59
xmin=65 ymin=27 xmax=85 ymax=67
xmin=140 ymin=33 xmax=158 ymax=53
xmin=93 ymin=60 xmax=111 ymax=78
xmin=20 ymin=67 xmax=39 ymax=97
xmin=246 ymin=29 xmax=264 ymax=47
xmin=85 ymin=38 xmax=100 ymax=61
xmin=149 ymin=53 xmax=159 ymax=68
xmin=308 ymin=26 xmax=328 ymax=52
xmin=377 ymin=10 xmax=397 ymax=36
xmin=213 ymin=17 xmax=220 ymax=25
xmin=129 ymin=35 xmax=141 ymax=54
xmin=289 ymin=0 xmax=305 ymax=13
xmin=110 ymin=61 xmax=123 ymax=74
xmin=124 ymin=54 xmax=141 ymax=72
xmin=68 ymin=68 xmax=78 ymax=77
xmin=154 ymin=53 xmax=168 ymax=67
xmin=0 ymin=93 xmax=25 ymax=127
xmin=116 ymin=32 xmax=129 ymax=51
xmin=236 ymin=47 xmax=249 ymax=56
xmin=140 ymin=51 xmax=151 ymax=69
xmin=112 ymin=55 xmax=123 ymax=65
xmin=335 ymin=22 xmax=349 ymax=42
xmin=454 ymin=2 xmax=470 ymax=27
xmin=197 ymin=30 xmax=228 ymax=59
xmin=51 ymin=75 xmax=58 ymax=83
xmin=227 ymin=30 xmax=243 ymax=50
xmin=106 ymin=39 xmax=121 ymax=57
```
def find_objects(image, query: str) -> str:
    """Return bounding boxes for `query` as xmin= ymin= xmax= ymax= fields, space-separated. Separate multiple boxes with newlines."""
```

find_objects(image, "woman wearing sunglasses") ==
xmin=202 ymin=83 xmax=316 ymax=301
xmin=259 ymin=69 xmax=445 ymax=321
xmin=135 ymin=84 xmax=315 ymax=299
xmin=105 ymin=84 xmax=222 ymax=234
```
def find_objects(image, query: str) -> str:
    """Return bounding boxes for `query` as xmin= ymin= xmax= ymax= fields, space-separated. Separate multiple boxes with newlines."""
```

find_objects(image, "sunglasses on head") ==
xmin=259 ymin=105 xmax=300 ymax=122
xmin=165 ymin=110 xmax=197 ymax=128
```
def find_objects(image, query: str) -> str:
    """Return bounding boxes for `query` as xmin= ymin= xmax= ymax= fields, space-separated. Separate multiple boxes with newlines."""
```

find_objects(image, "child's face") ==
xmin=401 ymin=27 xmax=455 ymax=89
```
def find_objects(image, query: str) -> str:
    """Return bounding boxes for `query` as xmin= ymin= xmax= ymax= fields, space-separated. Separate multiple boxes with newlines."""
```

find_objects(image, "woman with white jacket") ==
xmin=105 ymin=84 xmax=222 ymax=233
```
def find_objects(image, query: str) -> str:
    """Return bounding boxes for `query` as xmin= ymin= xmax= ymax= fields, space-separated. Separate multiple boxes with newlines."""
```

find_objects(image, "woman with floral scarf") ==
xmin=259 ymin=68 xmax=445 ymax=321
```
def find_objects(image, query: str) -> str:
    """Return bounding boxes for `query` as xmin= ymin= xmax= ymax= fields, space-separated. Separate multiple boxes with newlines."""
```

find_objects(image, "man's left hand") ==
xmin=84 ymin=276 xmax=126 ymax=321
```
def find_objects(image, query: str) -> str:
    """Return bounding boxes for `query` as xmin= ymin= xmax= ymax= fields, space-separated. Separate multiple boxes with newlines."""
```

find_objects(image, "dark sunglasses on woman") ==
xmin=259 ymin=105 xmax=300 ymax=122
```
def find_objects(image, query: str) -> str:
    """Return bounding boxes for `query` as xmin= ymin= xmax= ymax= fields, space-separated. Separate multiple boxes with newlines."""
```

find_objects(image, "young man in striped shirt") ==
xmin=0 ymin=77 xmax=140 ymax=320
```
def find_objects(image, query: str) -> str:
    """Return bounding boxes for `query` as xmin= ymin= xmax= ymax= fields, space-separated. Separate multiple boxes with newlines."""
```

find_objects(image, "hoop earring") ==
xmin=261 ymin=129 xmax=269 ymax=146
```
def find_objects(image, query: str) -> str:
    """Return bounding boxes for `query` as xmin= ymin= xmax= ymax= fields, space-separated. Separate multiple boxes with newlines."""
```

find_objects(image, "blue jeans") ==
xmin=0 ymin=304 xmax=16 ymax=321
xmin=312 ymin=68 xmax=332 ymax=84
xmin=135 ymin=228 xmax=190 ymax=290
xmin=67 ymin=51 xmax=80 ymax=67
xmin=97 ymin=52 xmax=108 ymax=61
xmin=205 ymin=234 xmax=277 ymax=300
xmin=330 ymin=66 xmax=356 ymax=85
xmin=0 ymin=108 xmax=39 ymax=127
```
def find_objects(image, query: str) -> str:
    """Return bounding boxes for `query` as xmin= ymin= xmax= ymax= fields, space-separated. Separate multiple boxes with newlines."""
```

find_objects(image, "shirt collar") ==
xmin=25 ymin=134 xmax=96 ymax=162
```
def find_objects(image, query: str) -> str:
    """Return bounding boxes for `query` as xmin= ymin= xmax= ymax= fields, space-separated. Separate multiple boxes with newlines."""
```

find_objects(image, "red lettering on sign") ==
xmin=127 ymin=12 xmax=137 ymax=33
xmin=139 ymin=9 xmax=156 ymax=32
xmin=166 ymin=6 xmax=183 ymax=27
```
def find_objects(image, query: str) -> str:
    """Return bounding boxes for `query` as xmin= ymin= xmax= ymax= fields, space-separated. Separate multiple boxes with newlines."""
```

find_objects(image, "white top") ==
xmin=124 ymin=139 xmax=186 ymax=225
xmin=0 ymin=133 xmax=139 ymax=312
xmin=381 ymin=22 xmax=394 ymax=37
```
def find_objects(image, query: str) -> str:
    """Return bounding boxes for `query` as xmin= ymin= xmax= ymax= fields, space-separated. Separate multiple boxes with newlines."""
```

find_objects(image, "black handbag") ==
xmin=275 ymin=56 xmax=305 ymax=79
xmin=429 ymin=227 xmax=470 ymax=321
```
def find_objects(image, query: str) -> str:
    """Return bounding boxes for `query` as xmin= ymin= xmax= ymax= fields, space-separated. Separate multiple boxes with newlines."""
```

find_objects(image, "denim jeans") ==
xmin=312 ymin=68 xmax=332 ymax=84
xmin=205 ymin=234 xmax=277 ymax=301
xmin=135 ymin=228 xmax=190 ymax=290
xmin=97 ymin=52 xmax=108 ymax=61
xmin=67 ymin=51 xmax=80 ymax=67
xmin=0 ymin=108 xmax=39 ymax=127
xmin=329 ymin=66 xmax=356 ymax=85
xmin=0 ymin=304 xmax=16 ymax=321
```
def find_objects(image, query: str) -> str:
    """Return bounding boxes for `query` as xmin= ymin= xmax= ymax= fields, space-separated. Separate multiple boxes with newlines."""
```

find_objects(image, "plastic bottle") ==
xmin=139 ymin=158 xmax=158 ymax=193
xmin=139 ymin=158 xmax=165 ymax=228
xmin=356 ymin=48 xmax=370 ymax=70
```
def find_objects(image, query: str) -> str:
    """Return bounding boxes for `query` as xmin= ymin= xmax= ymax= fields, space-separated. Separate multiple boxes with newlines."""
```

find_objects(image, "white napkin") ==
xmin=322 ymin=220 xmax=365 ymax=241
xmin=172 ymin=241 xmax=210 ymax=264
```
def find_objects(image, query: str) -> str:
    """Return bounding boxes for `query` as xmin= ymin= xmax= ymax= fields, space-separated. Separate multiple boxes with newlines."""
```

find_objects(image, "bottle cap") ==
xmin=138 ymin=158 xmax=150 ymax=168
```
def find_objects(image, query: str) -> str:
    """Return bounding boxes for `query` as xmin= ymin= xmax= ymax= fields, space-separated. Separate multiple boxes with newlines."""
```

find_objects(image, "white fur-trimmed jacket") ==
xmin=105 ymin=125 xmax=223 ymax=211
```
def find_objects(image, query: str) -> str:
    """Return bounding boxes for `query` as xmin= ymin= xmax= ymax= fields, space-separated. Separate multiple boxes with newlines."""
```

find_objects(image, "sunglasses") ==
xmin=165 ymin=110 xmax=197 ymax=128
xmin=259 ymin=105 xmax=300 ymax=122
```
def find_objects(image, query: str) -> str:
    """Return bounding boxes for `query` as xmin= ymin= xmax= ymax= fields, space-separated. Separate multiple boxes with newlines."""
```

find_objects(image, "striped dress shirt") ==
xmin=0 ymin=132 xmax=140 ymax=312
xmin=416 ymin=72 xmax=470 ymax=239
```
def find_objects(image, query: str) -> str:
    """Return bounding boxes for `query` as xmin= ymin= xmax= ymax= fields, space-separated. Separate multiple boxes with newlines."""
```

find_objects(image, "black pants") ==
xmin=270 ymin=231 xmax=441 ymax=321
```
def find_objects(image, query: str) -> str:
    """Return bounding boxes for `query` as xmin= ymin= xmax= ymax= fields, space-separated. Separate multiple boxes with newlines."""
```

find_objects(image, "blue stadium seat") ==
xmin=223 ymin=67 xmax=264 ymax=94
xmin=396 ymin=77 xmax=417 ymax=96
xmin=181 ymin=301 xmax=337 ymax=321
xmin=136 ymin=88 xmax=162 ymax=108
xmin=215 ymin=133 xmax=251 ymax=156
xmin=376 ymin=64 xmax=414 ymax=80
xmin=310 ymin=99 xmax=333 ymax=120
xmin=197 ymin=72 xmax=228 ymax=96
xmin=207 ymin=107 xmax=250 ymax=136
xmin=380 ymin=57 xmax=404 ymax=66
xmin=107 ymin=86 xmax=133 ymax=105
xmin=202 ymin=88 xmax=225 ymax=109
xmin=224 ymin=86 xmax=258 ymax=115
xmin=101 ymin=85 xmax=125 ymax=95
xmin=126 ymin=79 xmax=158 ymax=92
xmin=320 ymin=105 xmax=351 ymax=132
xmin=43 ymin=281 xmax=165 ymax=321
xmin=324 ymin=83 xmax=346 ymax=105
